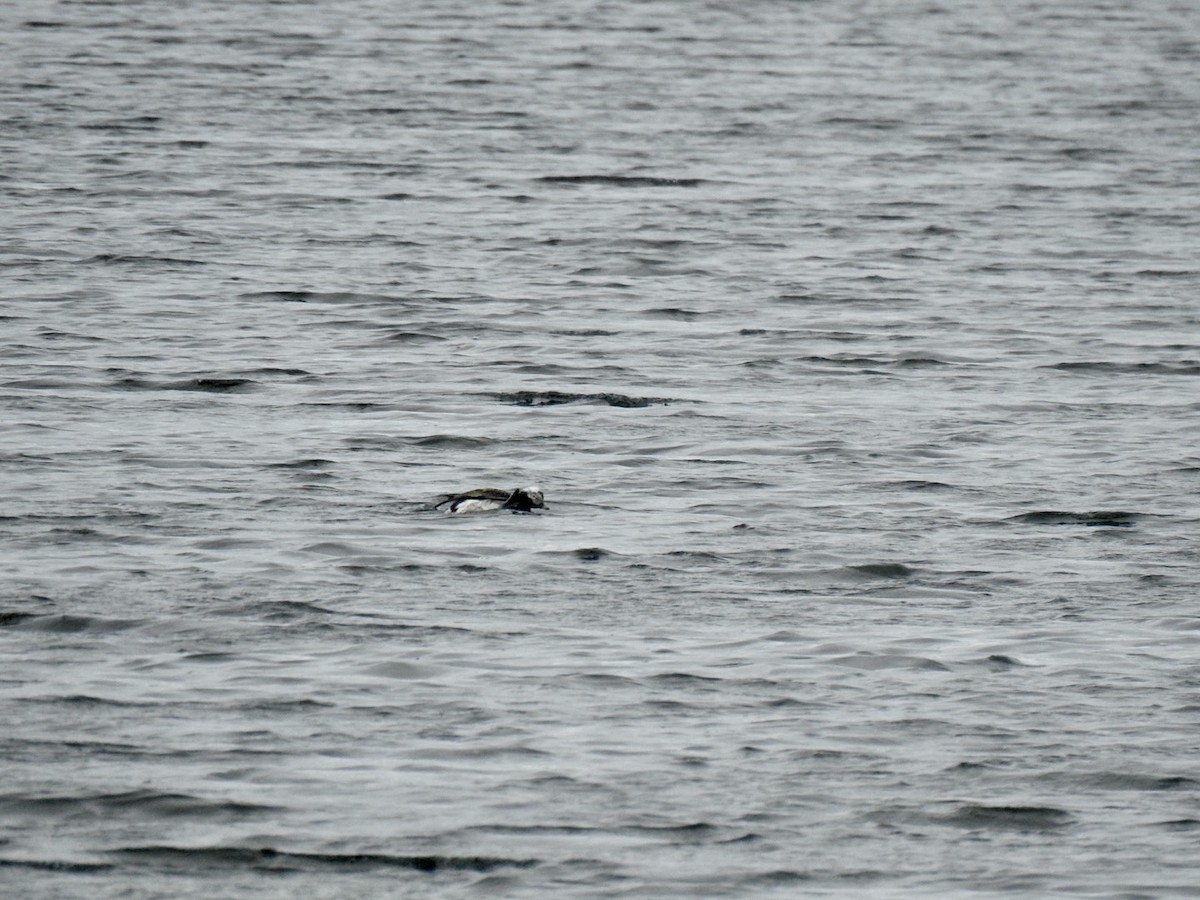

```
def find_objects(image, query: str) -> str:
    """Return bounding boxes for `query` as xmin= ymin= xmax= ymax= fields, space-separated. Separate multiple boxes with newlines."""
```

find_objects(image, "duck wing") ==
xmin=433 ymin=487 xmax=511 ymax=510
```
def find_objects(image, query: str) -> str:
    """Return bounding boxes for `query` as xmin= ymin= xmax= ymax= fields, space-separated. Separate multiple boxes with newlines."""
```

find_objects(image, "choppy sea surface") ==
xmin=3 ymin=0 xmax=1200 ymax=896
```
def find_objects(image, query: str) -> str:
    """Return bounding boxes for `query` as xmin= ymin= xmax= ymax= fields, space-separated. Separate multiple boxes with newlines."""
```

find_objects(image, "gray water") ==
xmin=3 ymin=0 xmax=1200 ymax=896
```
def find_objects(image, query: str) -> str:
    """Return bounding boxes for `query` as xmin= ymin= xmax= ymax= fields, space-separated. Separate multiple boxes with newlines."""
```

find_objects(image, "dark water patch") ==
xmin=1065 ymin=773 xmax=1199 ymax=792
xmin=538 ymin=175 xmax=703 ymax=188
xmin=663 ymin=550 xmax=728 ymax=564
xmin=938 ymin=804 xmax=1074 ymax=832
xmin=170 ymin=378 xmax=258 ymax=394
xmin=0 ymin=790 xmax=279 ymax=820
xmin=111 ymin=845 xmax=537 ymax=873
xmin=535 ymin=547 xmax=618 ymax=563
xmin=0 ymin=858 xmax=114 ymax=873
xmin=237 ymin=290 xmax=402 ymax=304
xmin=4 ymin=377 xmax=90 ymax=390
xmin=880 ymin=480 xmax=955 ymax=491
xmin=410 ymin=434 xmax=496 ymax=450
xmin=82 ymin=254 xmax=205 ymax=267
xmin=642 ymin=307 xmax=702 ymax=320
xmin=255 ymin=600 xmax=339 ymax=621
xmin=265 ymin=458 xmax=334 ymax=470
xmin=1159 ymin=819 xmax=1200 ymax=831
xmin=0 ymin=611 xmax=38 ymax=628
xmin=489 ymin=390 xmax=675 ymax=408
xmin=1057 ymin=146 xmax=1123 ymax=161
xmin=339 ymin=562 xmax=427 ymax=576
xmin=239 ymin=291 xmax=313 ymax=303
xmin=303 ymin=401 xmax=393 ymax=412
xmin=847 ymin=562 xmax=915 ymax=579
xmin=112 ymin=376 xmax=258 ymax=394
xmin=380 ymin=330 xmax=446 ymax=343
xmin=1043 ymin=361 xmax=1200 ymax=375
xmin=180 ymin=651 xmax=241 ymax=663
xmin=235 ymin=698 xmax=334 ymax=712
xmin=1005 ymin=510 xmax=1144 ymax=527
xmin=800 ymin=355 xmax=890 ymax=370
xmin=5 ymin=613 xmax=140 ymax=634
xmin=36 ymin=329 xmax=106 ymax=343
xmin=344 ymin=434 xmax=494 ymax=451
xmin=465 ymin=824 xmax=599 ymax=838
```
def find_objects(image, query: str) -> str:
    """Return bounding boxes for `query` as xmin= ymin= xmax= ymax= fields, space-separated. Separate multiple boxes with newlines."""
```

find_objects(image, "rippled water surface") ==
xmin=3 ymin=0 xmax=1200 ymax=896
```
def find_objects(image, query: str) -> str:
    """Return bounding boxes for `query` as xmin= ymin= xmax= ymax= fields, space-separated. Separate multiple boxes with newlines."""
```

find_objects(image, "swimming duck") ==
xmin=434 ymin=486 xmax=546 ymax=514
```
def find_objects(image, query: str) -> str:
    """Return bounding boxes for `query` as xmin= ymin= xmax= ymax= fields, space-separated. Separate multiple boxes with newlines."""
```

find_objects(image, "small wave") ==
xmin=113 ymin=377 xmax=258 ymax=393
xmin=410 ymin=434 xmax=496 ymax=449
xmin=111 ymin=845 xmax=537 ymax=873
xmin=880 ymin=480 xmax=955 ymax=491
xmin=538 ymin=174 xmax=703 ymax=188
xmin=567 ymin=672 xmax=639 ymax=687
xmin=82 ymin=254 xmax=204 ymax=267
xmin=649 ymin=672 xmax=723 ymax=685
xmin=0 ymin=790 xmax=278 ymax=820
xmin=984 ymin=654 xmax=1027 ymax=667
xmin=264 ymin=458 xmax=335 ymax=470
xmin=642 ymin=306 xmax=702 ymax=320
xmin=26 ymin=695 xmax=156 ymax=709
xmin=1043 ymin=361 xmax=1200 ymax=375
xmin=833 ymin=652 xmax=949 ymax=672
xmin=664 ymin=550 xmax=728 ymax=563
xmin=1159 ymin=819 xmax=1200 ymax=831
xmin=628 ymin=821 xmax=715 ymax=839
xmin=1005 ymin=510 xmax=1143 ymax=527
xmin=255 ymin=599 xmax=338 ymax=618
xmin=798 ymin=354 xmax=890 ymax=370
xmin=36 ymin=329 xmax=106 ymax=343
xmin=237 ymin=290 xmax=402 ymax=304
xmin=489 ymin=390 xmax=674 ymax=408
xmin=344 ymin=434 xmax=493 ymax=451
xmin=1069 ymin=772 xmax=1199 ymax=792
xmin=380 ymin=330 xmax=446 ymax=343
xmin=4 ymin=378 xmax=87 ymax=390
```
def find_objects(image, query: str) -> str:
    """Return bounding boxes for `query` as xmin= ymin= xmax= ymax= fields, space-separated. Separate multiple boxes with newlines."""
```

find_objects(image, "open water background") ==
xmin=3 ymin=0 xmax=1200 ymax=896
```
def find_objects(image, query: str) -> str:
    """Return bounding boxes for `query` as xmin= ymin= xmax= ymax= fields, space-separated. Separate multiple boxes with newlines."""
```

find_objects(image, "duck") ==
xmin=434 ymin=486 xmax=546 ymax=514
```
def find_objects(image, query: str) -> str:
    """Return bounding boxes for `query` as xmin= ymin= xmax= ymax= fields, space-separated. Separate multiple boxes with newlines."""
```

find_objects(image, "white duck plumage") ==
xmin=434 ymin=486 xmax=546 ymax=514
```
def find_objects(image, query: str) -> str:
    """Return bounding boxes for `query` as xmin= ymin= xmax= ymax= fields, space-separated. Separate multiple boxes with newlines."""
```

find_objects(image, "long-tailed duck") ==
xmin=434 ymin=486 xmax=546 ymax=514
